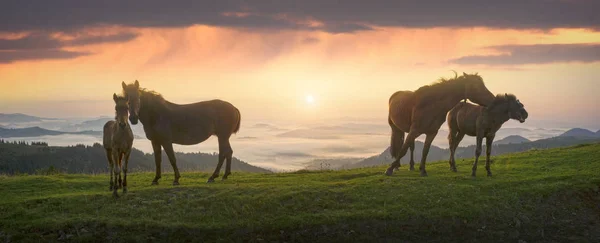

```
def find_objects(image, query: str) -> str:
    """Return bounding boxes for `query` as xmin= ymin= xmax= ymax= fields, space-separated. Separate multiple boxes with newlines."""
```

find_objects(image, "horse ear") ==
xmin=113 ymin=93 xmax=118 ymax=102
xmin=122 ymin=81 xmax=127 ymax=90
xmin=463 ymin=72 xmax=467 ymax=76
xmin=134 ymin=80 xmax=139 ymax=88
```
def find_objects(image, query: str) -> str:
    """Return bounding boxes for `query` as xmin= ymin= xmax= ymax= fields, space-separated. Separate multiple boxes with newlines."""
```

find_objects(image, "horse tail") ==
xmin=233 ymin=107 xmax=241 ymax=134
xmin=389 ymin=117 xmax=404 ymax=159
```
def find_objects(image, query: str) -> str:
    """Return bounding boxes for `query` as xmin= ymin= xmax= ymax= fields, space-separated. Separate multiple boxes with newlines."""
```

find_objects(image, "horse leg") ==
xmin=390 ymin=125 xmax=404 ymax=171
xmin=485 ymin=135 xmax=495 ymax=177
xmin=471 ymin=135 xmax=484 ymax=177
xmin=409 ymin=139 xmax=415 ymax=171
xmin=221 ymin=137 xmax=234 ymax=180
xmin=123 ymin=150 xmax=131 ymax=193
xmin=106 ymin=149 xmax=114 ymax=191
xmin=385 ymin=130 xmax=420 ymax=176
xmin=162 ymin=142 xmax=181 ymax=186
xmin=450 ymin=132 xmax=465 ymax=172
xmin=151 ymin=140 xmax=162 ymax=185
xmin=419 ymin=131 xmax=438 ymax=177
xmin=208 ymin=137 xmax=229 ymax=182
xmin=118 ymin=152 xmax=123 ymax=189
xmin=112 ymin=150 xmax=120 ymax=198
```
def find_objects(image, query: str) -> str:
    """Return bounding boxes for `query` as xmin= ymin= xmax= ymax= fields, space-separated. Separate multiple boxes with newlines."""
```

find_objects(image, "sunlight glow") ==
xmin=305 ymin=95 xmax=315 ymax=104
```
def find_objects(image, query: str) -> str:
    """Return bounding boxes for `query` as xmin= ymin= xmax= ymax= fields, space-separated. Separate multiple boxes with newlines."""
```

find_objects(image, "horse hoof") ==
xmin=451 ymin=168 xmax=457 ymax=173
xmin=113 ymin=191 xmax=119 ymax=198
xmin=207 ymin=178 xmax=215 ymax=183
xmin=384 ymin=168 xmax=394 ymax=176
xmin=151 ymin=181 xmax=159 ymax=186
xmin=409 ymin=167 xmax=415 ymax=171
xmin=420 ymin=171 xmax=428 ymax=177
xmin=123 ymin=187 xmax=128 ymax=193
xmin=487 ymin=172 xmax=493 ymax=177
xmin=173 ymin=181 xmax=180 ymax=186
xmin=471 ymin=174 xmax=477 ymax=178
xmin=221 ymin=177 xmax=228 ymax=181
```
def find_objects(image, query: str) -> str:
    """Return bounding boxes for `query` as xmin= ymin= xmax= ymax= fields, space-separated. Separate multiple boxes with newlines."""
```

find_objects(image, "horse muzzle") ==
xmin=129 ymin=116 xmax=139 ymax=125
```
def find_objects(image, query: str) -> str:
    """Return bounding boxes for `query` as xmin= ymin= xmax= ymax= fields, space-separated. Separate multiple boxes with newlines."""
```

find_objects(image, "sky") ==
xmin=1 ymin=0 xmax=599 ymax=128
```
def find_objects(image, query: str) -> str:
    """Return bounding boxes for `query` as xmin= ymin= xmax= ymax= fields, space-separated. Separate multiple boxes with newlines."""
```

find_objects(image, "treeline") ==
xmin=0 ymin=139 xmax=48 ymax=146
xmin=0 ymin=142 xmax=271 ymax=175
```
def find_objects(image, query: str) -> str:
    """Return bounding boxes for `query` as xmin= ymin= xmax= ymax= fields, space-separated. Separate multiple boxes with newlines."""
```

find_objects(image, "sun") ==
xmin=305 ymin=95 xmax=315 ymax=104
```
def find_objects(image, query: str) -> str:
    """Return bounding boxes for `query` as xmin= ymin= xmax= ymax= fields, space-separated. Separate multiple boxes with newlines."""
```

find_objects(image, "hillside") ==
xmin=0 ymin=141 xmax=270 ymax=174
xmin=0 ymin=143 xmax=598 ymax=242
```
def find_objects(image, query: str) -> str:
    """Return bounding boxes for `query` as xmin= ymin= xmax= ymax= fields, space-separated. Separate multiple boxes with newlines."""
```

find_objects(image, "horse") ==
xmin=386 ymin=72 xmax=496 ymax=177
xmin=447 ymin=93 xmax=528 ymax=177
xmin=121 ymin=80 xmax=241 ymax=185
xmin=103 ymin=93 xmax=134 ymax=197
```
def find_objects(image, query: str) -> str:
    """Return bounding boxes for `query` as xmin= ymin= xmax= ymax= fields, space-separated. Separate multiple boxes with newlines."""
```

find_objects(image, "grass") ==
xmin=1 ymin=143 xmax=599 ymax=242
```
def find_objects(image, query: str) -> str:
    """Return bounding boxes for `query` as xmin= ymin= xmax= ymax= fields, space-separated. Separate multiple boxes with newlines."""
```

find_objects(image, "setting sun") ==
xmin=305 ymin=95 xmax=315 ymax=104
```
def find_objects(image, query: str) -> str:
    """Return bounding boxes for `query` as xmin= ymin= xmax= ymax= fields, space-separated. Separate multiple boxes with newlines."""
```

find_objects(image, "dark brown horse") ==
xmin=447 ymin=94 xmax=528 ymax=177
xmin=386 ymin=72 xmax=496 ymax=176
xmin=103 ymin=94 xmax=134 ymax=197
xmin=121 ymin=80 xmax=241 ymax=185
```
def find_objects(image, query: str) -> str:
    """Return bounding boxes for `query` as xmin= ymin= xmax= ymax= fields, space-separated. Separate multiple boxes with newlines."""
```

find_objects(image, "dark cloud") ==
xmin=0 ymin=32 xmax=138 ymax=51
xmin=449 ymin=43 xmax=600 ymax=65
xmin=0 ymin=32 xmax=138 ymax=62
xmin=1 ymin=0 xmax=598 ymax=34
xmin=0 ymin=50 xmax=90 ymax=63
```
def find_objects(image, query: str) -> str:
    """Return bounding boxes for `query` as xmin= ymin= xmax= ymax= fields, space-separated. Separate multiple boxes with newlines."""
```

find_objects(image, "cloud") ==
xmin=0 ymin=50 xmax=90 ymax=63
xmin=449 ymin=43 xmax=600 ymax=65
xmin=0 ymin=32 xmax=138 ymax=50
xmin=0 ymin=32 xmax=138 ymax=62
xmin=1 ymin=1 xmax=597 ymax=34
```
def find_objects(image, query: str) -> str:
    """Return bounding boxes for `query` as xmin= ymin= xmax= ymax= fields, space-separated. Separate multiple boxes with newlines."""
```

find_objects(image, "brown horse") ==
xmin=386 ymin=72 xmax=496 ymax=177
xmin=121 ymin=80 xmax=241 ymax=185
xmin=447 ymin=94 xmax=528 ymax=177
xmin=103 ymin=93 xmax=134 ymax=197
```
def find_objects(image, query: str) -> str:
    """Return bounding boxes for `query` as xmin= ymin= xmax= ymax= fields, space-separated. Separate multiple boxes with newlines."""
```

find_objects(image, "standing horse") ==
xmin=386 ymin=72 xmax=496 ymax=177
xmin=103 ymin=93 xmax=134 ymax=197
xmin=121 ymin=80 xmax=241 ymax=185
xmin=447 ymin=94 xmax=528 ymax=177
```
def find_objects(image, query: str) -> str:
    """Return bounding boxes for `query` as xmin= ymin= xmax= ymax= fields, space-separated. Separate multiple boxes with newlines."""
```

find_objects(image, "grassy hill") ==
xmin=0 ymin=143 xmax=599 ymax=242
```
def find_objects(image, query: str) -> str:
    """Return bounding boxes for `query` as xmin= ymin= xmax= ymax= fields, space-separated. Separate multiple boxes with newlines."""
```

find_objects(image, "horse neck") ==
xmin=483 ymin=105 xmax=510 ymax=125
xmin=435 ymin=80 xmax=467 ymax=109
xmin=139 ymin=90 xmax=169 ymax=122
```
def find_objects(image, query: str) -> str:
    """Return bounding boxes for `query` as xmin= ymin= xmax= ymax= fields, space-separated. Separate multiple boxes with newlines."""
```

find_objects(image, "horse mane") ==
xmin=414 ymin=72 xmax=477 ymax=98
xmin=487 ymin=93 xmax=517 ymax=111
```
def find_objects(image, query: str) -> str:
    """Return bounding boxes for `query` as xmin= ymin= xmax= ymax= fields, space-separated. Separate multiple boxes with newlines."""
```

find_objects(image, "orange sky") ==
xmin=1 ymin=26 xmax=599 ymax=126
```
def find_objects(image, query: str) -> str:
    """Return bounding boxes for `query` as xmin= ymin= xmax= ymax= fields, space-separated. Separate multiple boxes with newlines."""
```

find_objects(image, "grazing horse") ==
xmin=121 ymin=80 xmax=241 ymax=185
xmin=103 ymin=94 xmax=134 ymax=197
xmin=386 ymin=72 xmax=496 ymax=177
xmin=447 ymin=94 xmax=528 ymax=177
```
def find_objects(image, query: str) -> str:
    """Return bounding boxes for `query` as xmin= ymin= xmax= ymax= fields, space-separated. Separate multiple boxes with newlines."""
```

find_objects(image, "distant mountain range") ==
xmin=321 ymin=129 xmax=600 ymax=170
xmin=0 ymin=113 xmax=58 ymax=123
xmin=559 ymin=128 xmax=600 ymax=138
xmin=0 ymin=126 xmax=103 ymax=138
xmin=494 ymin=135 xmax=530 ymax=145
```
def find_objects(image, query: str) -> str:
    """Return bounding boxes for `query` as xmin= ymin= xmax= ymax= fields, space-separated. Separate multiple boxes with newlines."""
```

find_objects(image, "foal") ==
xmin=103 ymin=94 xmax=134 ymax=197
xmin=447 ymin=94 xmax=528 ymax=177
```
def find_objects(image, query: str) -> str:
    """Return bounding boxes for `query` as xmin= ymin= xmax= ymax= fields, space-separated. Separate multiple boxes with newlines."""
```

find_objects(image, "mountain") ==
xmin=352 ymin=136 xmax=600 ymax=169
xmin=0 ymin=113 xmax=56 ymax=123
xmin=0 ymin=141 xmax=271 ymax=174
xmin=60 ymin=117 xmax=112 ymax=132
xmin=495 ymin=135 xmax=530 ymax=145
xmin=559 ymin=128 xmax=599 ymax=138
xmin=0 ymin=126 xmax=102 ymax=138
